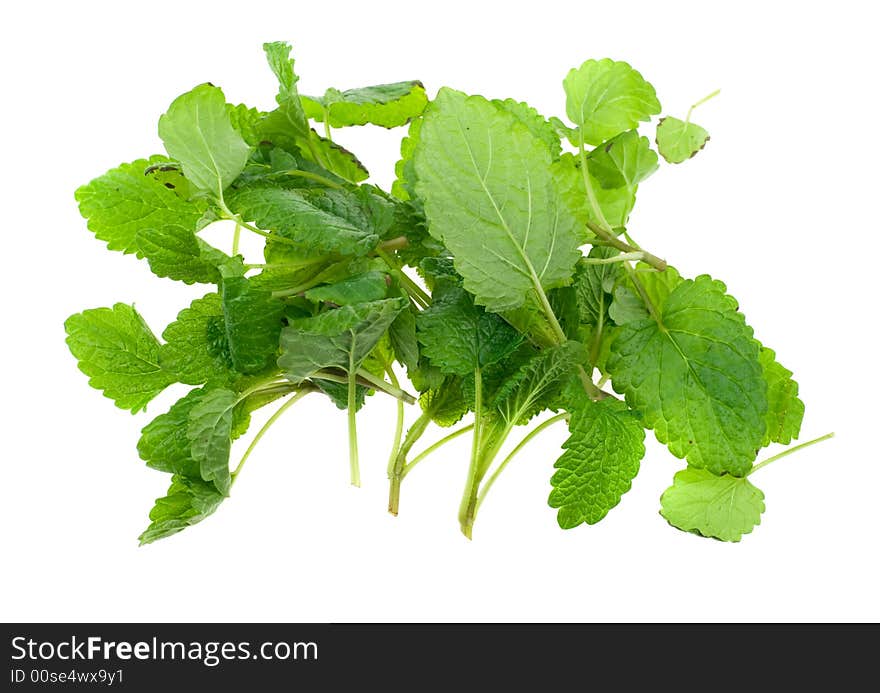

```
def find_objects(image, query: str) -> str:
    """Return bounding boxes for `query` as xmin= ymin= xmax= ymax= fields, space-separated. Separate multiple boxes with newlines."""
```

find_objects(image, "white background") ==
xmin=1 ymin=0 xmax=877 ymax=622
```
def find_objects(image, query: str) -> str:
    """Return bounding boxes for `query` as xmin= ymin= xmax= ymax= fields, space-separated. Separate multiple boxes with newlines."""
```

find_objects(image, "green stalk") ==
xmin=458 ymin=368 xmax=483 ymax=539
xmin=402 ymin=424 xmax=475 ymax=477
xmin=749 ymin=433 xmax=834 ymax=475
xmin=347 ymin=354 xmax=360 ymax=487
xmin=476 ymin=413 xmax=569 ymax=512
xmin=388 ymin=411 xmax=432 ymax=515
xmin=231 ymin=388 xmax=313 ymax=483
xmin=385 ymin=365 xmax=405 ymax=487
xmin=231 ymin=221 xmax=241 ymax=256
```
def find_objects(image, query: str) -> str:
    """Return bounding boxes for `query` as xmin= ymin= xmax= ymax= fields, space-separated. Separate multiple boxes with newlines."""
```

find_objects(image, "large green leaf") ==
xmin=563 ymin=59 xmax=661 ymax=146
xmin=187 ymin=388 xmax=237 ymax=495
xmin=64 ymin=304 xmax=175 ymax=413
xmin=414 ymin=88 xmax=581 ymax=313
xmin=158 ymin=84 xmax=250 ymax=198
xmin=228 ymin=186 xmax=379 ymax=257
xmin=74 ymin=156 xmax=216 ymax=280
xmin=660 ymin=467 xmax=765 ymax=542
xmin=549 ymin=398 xmax=645 ymax=527
xmin=607 ymin=276 xmax=767 ymax=476
xmin=278 ymin=298 xmax=406 ymax=382
xmin=139 ymin=474 xmax=226 ymax=545
xmin=491 ymin=98 xmax=562 ymax=158
xmin=416 ymin=283 xmax=522 ymax=376
xmin=302 ymin=81 xmax=428 ymax=128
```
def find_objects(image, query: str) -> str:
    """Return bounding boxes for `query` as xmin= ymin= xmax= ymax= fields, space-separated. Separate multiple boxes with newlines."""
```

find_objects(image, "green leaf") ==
xmin=135 ymin=225 xmax=229 ymax=284
xmin=159 ymin=293 xmax=235 ymax=385
xmin=158 ymin=84 xmax=250 ymax=198
xmin=759 ymin=347 xmax=805 ymax=446
xmin=420 ymin=377 xmax=469 ymax=427
xmin=637 ymin=264 xmax=683 ymax=308
xmin=549 ymin=399 xmax=646 ymax=527
xmin=227 ymin=103 xmax=264 ymax=146
xmin=607 ymin=276 xmax=767 ymax=476
xmin=493 ymin=341 xmax=586 ymax=425
xmin=302 ymin=81 xmax=428 ymax=128
xmin=138 ymin=387 xmax=210 ymax=477
xmin=573 ymin=247 xmax=622 ymax=325
xmin=416 ymin=283 xmax=522 ymax=376
xmin=305 ymin=271 xmax=388 ymax=305
xmin=608 ymin=284 xmax=648 ymax=325
xmin=388 ymin=303 xmax=420 ymax=374
xmin=64 ymin=304 xmax=174 ymax=413
xmin=258 ymin=42 xmax=368 ymax=182
xmin=392 ymin=117 xmax=422 ymax=201
xmin=229 ymin=186 xmax=379 ymax=257
xmin=187 ymin=388 xmax=237 ymax=494
xmin=656 ymin=116 xmax=710 ymax=164
xmin=491 ymin=98 xmax=562 ymax=157
xmin=563 ymin=59 xmax=661 ymax=146
xmin=414 ymin=88 xmax=582 ymax=313
xmin=660 ymin=467 xmax=765 ymax=542
xmin=587 ymin=130 xmax=658 ymax=189
xmin=552 ymin=153 xmax=635 ymax=232
xmin=279 ymin=298 xmax=406 ymax=382
xmin=139 ymin=474 xmax=225 ymax=545
xmin=75 ymin=156 xmax=208 ymax=257
xmin=221 ymin=275 xmax=284 ymax=375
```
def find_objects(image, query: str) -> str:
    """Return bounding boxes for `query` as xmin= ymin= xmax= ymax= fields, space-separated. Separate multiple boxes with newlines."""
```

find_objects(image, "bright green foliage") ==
xmin=607 ymin=276 xmax=767 ymax=476
xmin=660 ymin=467 xmax=765 ymax=542
xmin=158 ymin=84 xmax=250 ymax=199
xmin=64 ymin=304 xmax=175 ymax=413
xmin=549 ymin=399 xmax=645 ymax=527
xmin=65 ymin=43 xmax=817 ymax=545
xmin=588 ymin=130 xmax=658 ymax=189
xmin=279 ymin=299 xmax=406 ymax=382
xmin=74 ymin=156 xmax=208 ymax=261
xmin=159 ymin=294 xmax=234 ymax=385
xmin=230 ymin=186 xmax=379 ymax=257
xmin=417 ymin=283 xmax=522 ymax=376
xmin=493 ymin=342 xmax=586 ymax=425
xmin=305 ymin=271 xmax=389 ymax=305
xmin=564 ymin=59 xmax=661 ymax=145
xmin=759 ymin=347 xmax=804 ymax=446
xmin=302 ymin=81 xmax=428 ymax=128
xmin=414 ymin=88 xmax=581 ymax=312
xmin=656 ymin=117 xmax=710 ymax=164
xmin=139 ymin=474 xmax=225 ymax=545
xmin=187 ymin=388 xmax=238 ymax=495
xmin=220 ymin=275 xmax=284 ymax=375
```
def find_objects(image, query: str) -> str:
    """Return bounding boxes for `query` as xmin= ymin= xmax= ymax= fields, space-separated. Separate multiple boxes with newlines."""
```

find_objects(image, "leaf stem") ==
xmin=586 ymin=221 xmax=667 ymax=271
xmin=230 ymin=388 xmax=312 ymax=483
xmin=388 ymin=411 xmax=432 ymax=515
xmin=402 ymin=423 xmax=475 ymax=478
xmin=232 ymin=221 xmax=241 ymax=256
xmin=322 ymin=105 xmax=333 ymax=142
xmin=578 ymin=134 xmax=614 ymax=233
xmin=476 ymin=412 xmax=569 ymax=512
xmin=748 ymin=433 xmax=834 ymax=476
xmin=347 ymin=355 xmax=360 ymax=487
xmin=458 ymin=368 xmax=483 ymax=539
xmin=355 ymin=367 xmax=417 ymax=404
xmin=686 ymin=88 xmax=721 ymax=124
xmin=385 ymin=365 xmax=405 ymax=483
xmin=376 ymin=248 xmax=430 ymax=308
xmin=580 ymin=251 xmax=645 ymax=265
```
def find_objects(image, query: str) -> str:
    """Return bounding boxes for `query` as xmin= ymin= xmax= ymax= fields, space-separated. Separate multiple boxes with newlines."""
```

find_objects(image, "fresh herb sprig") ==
xmin=65 ymin=43 xmax=830 ymax=544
